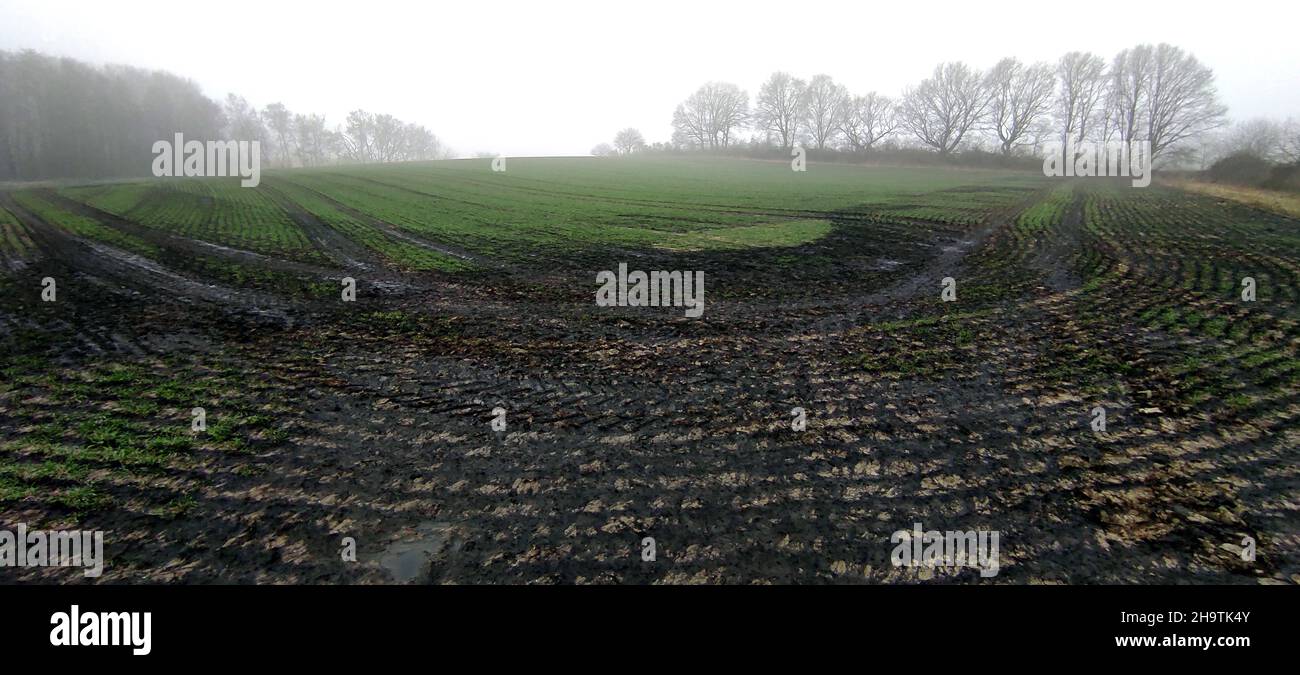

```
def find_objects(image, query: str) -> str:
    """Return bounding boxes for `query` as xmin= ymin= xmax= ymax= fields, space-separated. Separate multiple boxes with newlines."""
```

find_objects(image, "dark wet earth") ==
xmin=1 ymin=184 xmax=1297 ymax=585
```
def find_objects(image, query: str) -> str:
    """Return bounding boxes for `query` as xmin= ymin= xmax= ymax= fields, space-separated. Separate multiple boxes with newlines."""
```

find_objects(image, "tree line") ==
xmin=0 ymin=49 xmax=451 ymax=182
xmin=650 ymin=43 xmax=1247 ymax=165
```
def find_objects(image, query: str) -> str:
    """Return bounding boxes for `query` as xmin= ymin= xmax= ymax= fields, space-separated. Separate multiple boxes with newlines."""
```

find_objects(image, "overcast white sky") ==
xmin=1 ymin=0 xmax=1296 ymax=156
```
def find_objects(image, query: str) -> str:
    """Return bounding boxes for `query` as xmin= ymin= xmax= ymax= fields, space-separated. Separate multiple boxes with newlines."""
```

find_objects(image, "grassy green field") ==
xmin=0 ymin=157 xmax=1047 ymax=303
xmin=49 ymin=157 xmax=1042 ymax=265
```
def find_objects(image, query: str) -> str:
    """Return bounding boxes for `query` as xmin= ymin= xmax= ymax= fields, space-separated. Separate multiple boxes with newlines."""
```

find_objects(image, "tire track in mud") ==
xmin=260 ymin=181 xmax=387 ymax=274
xmin=277 ymin=176 xmax=504 ymax=269
xmin=746 ymin=184 xmax=1058 ymax=333
xmin=37 ymin=188 xmax=434 ymax=305
xmin=1029 ymin=186 xmax=1085 ymax=293
xmin=39 ymin=189 xmax=343 ymax=281
xmin=0 ymin=203 xmax=40 ymax=275
xmin=855 ymin=185 xmax=1054 ymax=303
xmin=0 ymin=191 xmax=292 ymax=323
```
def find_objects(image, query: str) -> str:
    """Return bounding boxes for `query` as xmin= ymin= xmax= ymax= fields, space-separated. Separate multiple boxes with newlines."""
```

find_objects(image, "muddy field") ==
xmin=1 ymin=159 xmax=1297 ymax=584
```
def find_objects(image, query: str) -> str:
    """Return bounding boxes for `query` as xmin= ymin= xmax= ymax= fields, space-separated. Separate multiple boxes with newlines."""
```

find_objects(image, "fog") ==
xmin=0 ymin=0 xmax=1296 ymax=157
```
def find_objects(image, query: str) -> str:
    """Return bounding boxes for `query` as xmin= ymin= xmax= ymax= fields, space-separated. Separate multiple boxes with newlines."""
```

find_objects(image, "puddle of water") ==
xmin=378 ymin=521 xmax=454 ymax=584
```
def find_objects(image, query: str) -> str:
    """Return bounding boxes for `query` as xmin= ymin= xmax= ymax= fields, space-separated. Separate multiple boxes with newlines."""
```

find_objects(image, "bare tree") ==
xmin=671 ymin=82 xmax=748 ymax=149
xmin=754 ymin=72 xmax=806 ymax=149
xmin=223 ymin=94 xmax=266 ymax=144
xmin=1282 ymin=118 xmax=1300 ymax=164
xmin=1106 ymin=50 xmax=1146 ymax=146
xmin=1056 ymin=52 xmax=1106 ymax=146
xmin=705 ymin=82 xmax=748 ymax=148
xmin=262 ymin=102 xmax=295 ymax=167
xmin=613 ymin=128 xmax=645 ymax=155
xmin=1216 ymin=118 xmax=1286 ymax=161
xmin=1104 ymin=45 xmax=1152 ymax=145
xmin=591 ymin=142 xmax=615 ymax=157
xmin=671 ymin=96 xmax=709 ymax=149
xmin=801 ymin=74 xmax=847 ymax=150
xmin=341 ymin=110 xmax=375 ymax=162
xmin=1144 ymin=44 xmax=1228 ymax=160
xmin=398 ymin=122 xmax=446 ymax=161
xmin=898 ymin=62 xmax=990 ymax=155
xmin=1104 ymin=44 xmax=1228 ymax=160
xmin=985 ymin=58 xmax=1056 ymax=155
xmin=293 ymin=113 xmax=329 ymax=166
xmin=345 ymin=111 xmax=387 ymax=163
xmin=837 ymin=92 xmax=898 ymax=151
xmin=371 ymin=113 xmax=404 ymax=163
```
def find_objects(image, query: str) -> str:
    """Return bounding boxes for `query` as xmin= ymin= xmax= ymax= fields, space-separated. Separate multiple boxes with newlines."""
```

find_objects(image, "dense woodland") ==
xmin=0 ymin=50 xmax=450 ymax=182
